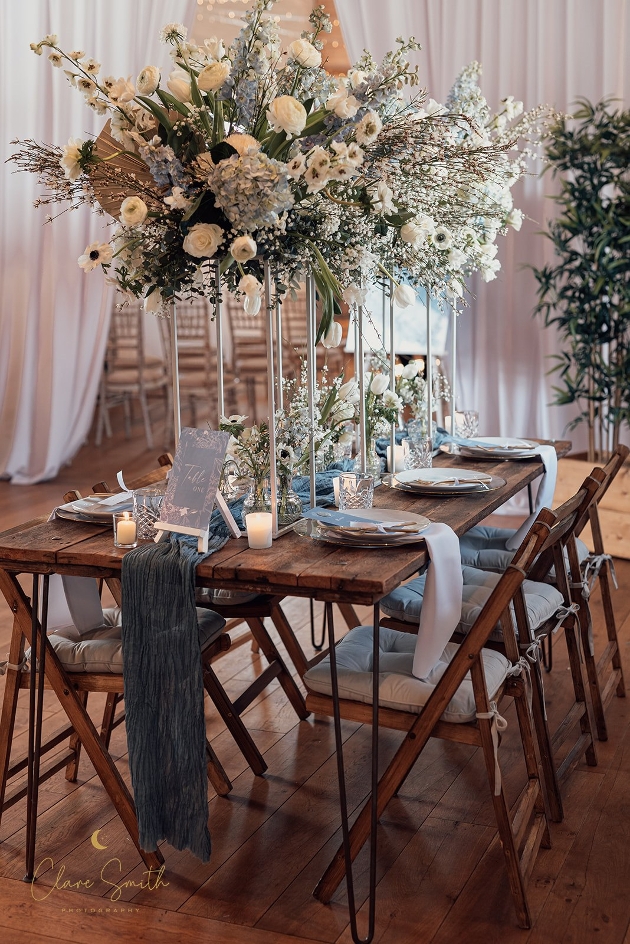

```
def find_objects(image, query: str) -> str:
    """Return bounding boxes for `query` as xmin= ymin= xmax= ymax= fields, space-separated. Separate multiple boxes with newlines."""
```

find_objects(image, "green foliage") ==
xmin=532 ymin=98 xmax=630 ymax=448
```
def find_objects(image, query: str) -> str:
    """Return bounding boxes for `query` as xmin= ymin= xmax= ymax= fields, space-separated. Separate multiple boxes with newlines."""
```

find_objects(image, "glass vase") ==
xmin=242 ymin=475 xmax=271 ymax=516
xmin=355 ymin=437 xmax=383 ymax=482
xmin=277 ymin=473 xmax=303 ymax=527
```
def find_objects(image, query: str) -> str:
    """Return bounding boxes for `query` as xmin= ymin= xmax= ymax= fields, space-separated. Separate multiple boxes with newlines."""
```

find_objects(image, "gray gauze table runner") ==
xmin=121 ymin=532 xmax=227 ymax=861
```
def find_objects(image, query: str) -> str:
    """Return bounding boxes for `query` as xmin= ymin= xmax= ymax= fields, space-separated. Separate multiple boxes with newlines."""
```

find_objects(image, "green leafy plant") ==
xmin=532 ymin=98 xmax=630 ymax=461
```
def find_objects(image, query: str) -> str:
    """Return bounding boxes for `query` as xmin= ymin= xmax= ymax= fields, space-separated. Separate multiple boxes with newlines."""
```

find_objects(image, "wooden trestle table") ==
xmin=0 ymin=442 xmax=571 ymax=942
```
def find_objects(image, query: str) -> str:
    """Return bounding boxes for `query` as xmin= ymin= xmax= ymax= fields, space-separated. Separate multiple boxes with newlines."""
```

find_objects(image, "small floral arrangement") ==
xmin=363 ymin=372 xmax=402 ymax=442
xmin=394 ymin=360 xmax=428 ymax=419
xmin=12 ymin=4 xmax=556 ymax=343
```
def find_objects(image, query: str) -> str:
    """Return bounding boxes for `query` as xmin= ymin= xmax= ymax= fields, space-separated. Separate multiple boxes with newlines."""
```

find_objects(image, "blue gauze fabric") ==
xmin=121 ymin=531 xmax=227 ymax=861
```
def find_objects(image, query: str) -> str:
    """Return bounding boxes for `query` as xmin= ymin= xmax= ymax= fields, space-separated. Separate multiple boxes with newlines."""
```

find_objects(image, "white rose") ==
xmin=197 ymin=60 xmax=231 ymax=92
xmin=60 ymin=138 xmax=84 ymax=181
xmin=322 ymin=321 xmax=342 ymax=349
xmin=400 ymin=221 xmax=424 ymax=247
xmin=137 ymin=66 xmax=160 ymax=95
xmin=338 ymin=379 xmax=360 ymax=403
xmin=432 ymin=226 xmax=453 ymax=250
xmin=167 ymin=68 xmax=191 ymax=102
xmin=393 ymin=284 xmax=416 ymax=308
xmin=183 ymin=222 xmax=224 ymax=258
xmin=119 ymin=196 xmax=148 ymax=226
xmin=266 ymin=95 xmax=307 ymax=139
xmin=225 ymin=133 xmax=260 ymax=156
xmin=334 ymin=94 xmax=360 ymax=119
xmin=370 ymin=374 xmax=390 ymax=395
xmin=288 ymin=39 xmax=321 ymax=69
xmin=402 ymin=362 xmax=419 ymax=379
xmin=231 ymin=235 xmax=257 ymax=262
xmin=108 ymin=76 xmax=136 ymax=104
xmin=144 ymin=288 xmax=164 ymax=313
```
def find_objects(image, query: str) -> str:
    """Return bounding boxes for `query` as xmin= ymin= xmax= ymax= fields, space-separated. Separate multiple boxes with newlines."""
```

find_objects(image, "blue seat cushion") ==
xmin=304 ymin=624 xmax=512 ymax=722
xmin=380 ymin=567 xmax=564 ymax=641
xmin=459 ymin=525 xmax=590 ymax=574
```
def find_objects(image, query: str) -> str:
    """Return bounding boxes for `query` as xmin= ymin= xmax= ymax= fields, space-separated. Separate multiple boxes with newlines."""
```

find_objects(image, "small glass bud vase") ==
xmin=277 ymin=472 xmax=303 ymax=527
xmin=355 ymin=437 xmax=383 ymax=482
xmin=242 ymin=475 xmax=272 ymax=516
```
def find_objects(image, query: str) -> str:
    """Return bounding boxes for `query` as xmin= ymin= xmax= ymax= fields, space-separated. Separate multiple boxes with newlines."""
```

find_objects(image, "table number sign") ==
xmin=154 ymin=427 xmax=241 ymax=550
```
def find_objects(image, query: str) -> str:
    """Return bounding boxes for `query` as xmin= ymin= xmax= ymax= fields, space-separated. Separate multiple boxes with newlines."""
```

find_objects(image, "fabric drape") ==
xmin=0 ymin=0 xmax=196 ymax=484
xmin=336 ymin=0 xmax=630 ymax=458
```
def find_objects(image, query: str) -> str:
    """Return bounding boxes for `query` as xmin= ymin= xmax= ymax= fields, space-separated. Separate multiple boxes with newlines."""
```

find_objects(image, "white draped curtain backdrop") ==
xmin=0 ymin=0 xmax=196 ymax=484
xmin=337 ymin=0 xmax=630 ymax=455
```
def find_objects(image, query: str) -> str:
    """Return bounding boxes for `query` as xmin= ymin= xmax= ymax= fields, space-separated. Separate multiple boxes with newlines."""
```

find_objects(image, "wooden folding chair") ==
xmin=304 ymin=514 xmax=554 ymax=929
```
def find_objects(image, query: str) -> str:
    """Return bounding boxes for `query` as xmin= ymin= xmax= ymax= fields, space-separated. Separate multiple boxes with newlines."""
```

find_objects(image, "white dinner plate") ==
xmin=394 ymin=468 xmax=493 ymax=492
xmin=296 ymin=507 xmax=431 ymax=548
xmin=57 ymin=495 xmax=133 ymax=521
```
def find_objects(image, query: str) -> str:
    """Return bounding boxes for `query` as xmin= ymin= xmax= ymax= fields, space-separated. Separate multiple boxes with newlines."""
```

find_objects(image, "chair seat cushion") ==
xmin=459 ymin=525 xmax=590 ymax=575
xmin=45 ymin=607 xmax=225 ymax=674
xmin=303 ymin=625 xmax=512 ymax=722
xmin=380 ymin=567 xmax=564 ymax=641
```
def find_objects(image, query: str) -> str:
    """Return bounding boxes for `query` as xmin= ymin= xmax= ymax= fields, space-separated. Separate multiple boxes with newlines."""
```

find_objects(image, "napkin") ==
xmin=505 ymin=444 xmax=558 ymax=550
xmin=412 ymin=523 xmax=463 ymax=679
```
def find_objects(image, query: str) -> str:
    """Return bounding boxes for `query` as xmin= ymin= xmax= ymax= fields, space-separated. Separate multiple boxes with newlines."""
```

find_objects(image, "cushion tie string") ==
xmin=551 ymin=602 xmax=580 ymax=635
xmin=475 ymin=701 xmax=508 ymax=796
xmin=583 ymin=553 xmax=618 ymax=597
xmin=0 ymin=656 xmax=28 ymax=676
xmin=507 ymin=654 xmax=534 ymax=711
xmin=521 ymin=637 xmax=548 ymax=720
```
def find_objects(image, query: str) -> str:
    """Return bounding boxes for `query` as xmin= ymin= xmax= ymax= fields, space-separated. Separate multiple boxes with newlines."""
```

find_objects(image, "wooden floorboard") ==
xmin=1 ymin=421 xmax=630 ymax=942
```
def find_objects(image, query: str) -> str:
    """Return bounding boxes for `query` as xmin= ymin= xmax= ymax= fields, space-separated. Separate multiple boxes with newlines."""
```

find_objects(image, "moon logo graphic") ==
xmin=90 ymin=829 xmax=108 ymax=851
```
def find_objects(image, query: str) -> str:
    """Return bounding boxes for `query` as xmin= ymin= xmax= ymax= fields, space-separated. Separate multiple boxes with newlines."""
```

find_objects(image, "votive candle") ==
xmin=246 ymin=512 xmax=273 ymax=549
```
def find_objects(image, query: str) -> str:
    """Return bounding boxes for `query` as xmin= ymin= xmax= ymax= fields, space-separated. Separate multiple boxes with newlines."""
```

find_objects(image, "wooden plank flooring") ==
xmin=1 ymin=409 xmax=630 ymax=943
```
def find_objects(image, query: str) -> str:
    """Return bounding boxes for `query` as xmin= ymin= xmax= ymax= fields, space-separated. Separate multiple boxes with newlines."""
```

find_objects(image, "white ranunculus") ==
xmin=322 ymin=321 xmax=343 ymax=349
xmin=225 ymin=133 xmax=260 ymax=156
xmin=349 ymin=69 xmax=367 ymax=89
xmin=167 ymin=68 xmax=191 ymax=102
xmin=183 ymin=222 xmax=224 ymax=258
xmin=506 ymin=208 xmax=524 ymax=231
xmin=370 ymin=373 xmax=390 ymax=396
xmin=342 ymin=284 xmax=367 ymax=307
xmin=394 ymin=363 xmax=404 ymax=377
xmin=288 ymin=39 xmax=321 ymax=69
xmin=355 ymin=109 xmax=382 ymax=146
xmin=231 ymin=235 xmax=257 ymax=263
xmin=197 ymin=60 xmax=231 ymax=92
xmin=393 ymin=284 xmax=416 ymax=308
xmin=60 ymin=138 xmax=84 ymax=181
xmin=326 ymin=81 xmax=348 ymax=113
xmin=334 ymin=94 xmax=359 ymax=119
xmin=77 ymin=242 xmax=113 ymax=272
xmin=432 ymin=226 xmax=453 ymax=251
xmin=137 ymin=66 xmax=160 ymax=95
xmin=402 ymin=362 xmax=419 ymax=379
xmin=338 ymin=379 xmax=360 ymax=403
xmin=144 ymin=288 xmax=164 ymax=313
xmin=108 ymin=76 xmax=136 ymax=104
xmin=266 ymin=95 xmax=307 ymax=139
xmin=119 ymin=196 xmax=148 ymax=226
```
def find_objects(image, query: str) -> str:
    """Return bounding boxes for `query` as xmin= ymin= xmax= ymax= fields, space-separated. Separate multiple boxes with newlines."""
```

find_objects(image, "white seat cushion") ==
xmin=380 ymin=566 xmax=564 ymax=641
xmin=459 ymin=525 xmax=590 ymax=575
xmin=44 ymin=607 xmax=225 ymax=674
xmin=304 ymin=625 xmax=512 ymax=723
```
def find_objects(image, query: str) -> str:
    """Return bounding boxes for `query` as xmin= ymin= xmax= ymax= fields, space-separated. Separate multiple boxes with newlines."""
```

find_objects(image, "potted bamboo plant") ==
xmin=533 ymin=98 xmax=630 ymax=462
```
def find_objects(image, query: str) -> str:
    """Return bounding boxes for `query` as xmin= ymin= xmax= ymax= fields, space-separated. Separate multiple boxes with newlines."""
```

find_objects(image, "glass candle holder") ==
xmin=403 ymin=437 xmax=433 ymax=470
xmin=133 ymin=485 xmax=165 ymax=540
xmin=338 ymin=472 xmax=375 ymax=510
xmin=113 ymin=511 xmax=137 ymax=548
xmin=245 ymin=512 xmax=273 ymax=549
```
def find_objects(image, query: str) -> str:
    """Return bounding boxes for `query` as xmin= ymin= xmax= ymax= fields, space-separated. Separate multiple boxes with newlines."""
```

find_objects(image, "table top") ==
xmin=0 ymin=444 xmax=571 ymax=605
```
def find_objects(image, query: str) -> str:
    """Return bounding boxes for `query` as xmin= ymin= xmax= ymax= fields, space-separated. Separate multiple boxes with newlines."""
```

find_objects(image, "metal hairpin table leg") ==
xmin=24 ymin=574 xmax=48 ymax=882
xmin=310 ymin=599 xmax=326 ymax=651
xmin=527 ymin=482 xmax=534 ymax=515
xmin=325 ymin=600 xmax=380 ymax=944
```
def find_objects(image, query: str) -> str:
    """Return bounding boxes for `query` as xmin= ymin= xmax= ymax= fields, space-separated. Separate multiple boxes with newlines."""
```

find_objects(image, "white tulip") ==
xmin=370 ymin=374 xmax=390 ymax=395
xmin=167 ymin=68 xmax=191 ymax=102
xmin=288 ymin=39 xmax=321 ymax=69
xmin=322 ymin=321 xmax=343 ymax=349
xmin=402 ymin=362 xmax=419 ymax=379
xmin=144 ymin=288 xmax=164 ymax=313
xmin=393 ymin=284 xmax=416 ymax=308
xmin=338 ymin=379 xmax=360 ymax=403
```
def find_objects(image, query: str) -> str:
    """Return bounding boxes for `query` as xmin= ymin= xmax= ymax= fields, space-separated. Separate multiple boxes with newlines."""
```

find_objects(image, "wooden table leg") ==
xmin=246 ymin=616 xmax=309 ymax=721
xmin=0 ymin=616 xmax=26 ymax=827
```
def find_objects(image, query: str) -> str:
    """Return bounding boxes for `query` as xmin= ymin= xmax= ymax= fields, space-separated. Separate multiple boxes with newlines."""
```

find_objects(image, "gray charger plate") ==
xmin=381 ymin=473 xmax=506 ymax=496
